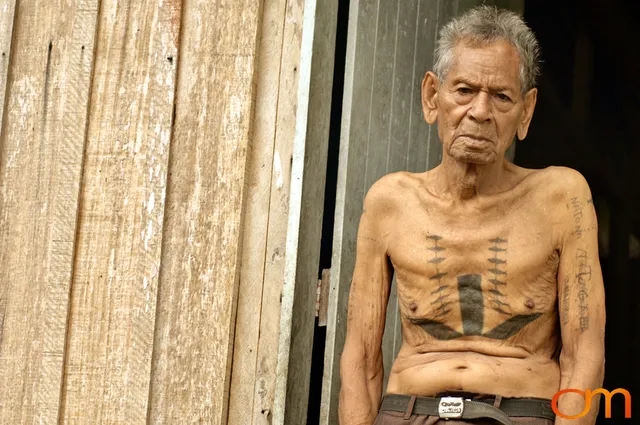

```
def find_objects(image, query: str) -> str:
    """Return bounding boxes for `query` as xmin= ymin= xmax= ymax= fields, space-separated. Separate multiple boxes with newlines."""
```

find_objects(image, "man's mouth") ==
xmin=459 ymin=134 xmax=492 ymax=142
xmin=456 ymin=135 xmax=494 ymax=148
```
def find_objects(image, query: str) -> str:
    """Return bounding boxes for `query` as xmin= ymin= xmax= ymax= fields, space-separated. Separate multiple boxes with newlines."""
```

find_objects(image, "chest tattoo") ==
xmin=427 ymin=235 xmax=451 ymax=318
xmin=412 ymin=237 xmax=542 ymax=340
xmin=488 ymin=238 xmax=511 ymax=316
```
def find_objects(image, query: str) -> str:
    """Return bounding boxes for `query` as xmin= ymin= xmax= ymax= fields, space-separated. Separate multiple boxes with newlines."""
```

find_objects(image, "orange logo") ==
xmin=552 ymin=388 xmax=632 ymax=419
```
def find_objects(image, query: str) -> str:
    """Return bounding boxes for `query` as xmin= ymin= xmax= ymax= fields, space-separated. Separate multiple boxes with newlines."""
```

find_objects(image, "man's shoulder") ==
xmin=363 ymin=171 xmax=420 ymax=212
xmin=522 ymin=166 xmax=592 ymax=199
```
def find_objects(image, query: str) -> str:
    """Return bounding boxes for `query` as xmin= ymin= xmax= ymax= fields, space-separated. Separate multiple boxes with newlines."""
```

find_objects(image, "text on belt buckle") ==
xmin=438 ymin=396 xmax=464 ymax=419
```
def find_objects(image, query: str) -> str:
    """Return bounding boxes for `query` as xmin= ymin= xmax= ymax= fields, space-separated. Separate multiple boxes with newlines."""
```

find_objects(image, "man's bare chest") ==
xmin=386 ymin=207 xmax=561 ymax=341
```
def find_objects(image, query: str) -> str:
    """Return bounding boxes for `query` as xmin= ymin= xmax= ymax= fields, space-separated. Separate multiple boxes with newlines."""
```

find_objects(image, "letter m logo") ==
xmin=589 ymin=388 xmax=632 ymax=419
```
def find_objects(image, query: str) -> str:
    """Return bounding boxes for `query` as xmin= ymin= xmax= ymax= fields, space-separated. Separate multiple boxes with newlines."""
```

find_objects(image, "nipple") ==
xmin=409 ymin=302 xmax=418 ymax=312
xmin=525 ymin=299 xmax=535 ymax=309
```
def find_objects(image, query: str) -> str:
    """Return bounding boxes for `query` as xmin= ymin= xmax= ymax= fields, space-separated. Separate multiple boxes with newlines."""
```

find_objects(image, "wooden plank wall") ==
xmin=60 ymin=0 xmax=179 ymax=422
xmin=0 ymin=0 xmax=308 ymax=424
xmin=273 ymin=0 xmax=338 ymax=424
xmin=228 ymin=0 xmax=304 ymax=424
xmin=0 ymin=1 xmax=99 ymax=423
xmin=320 ymin=1 xmax=525 ymax=424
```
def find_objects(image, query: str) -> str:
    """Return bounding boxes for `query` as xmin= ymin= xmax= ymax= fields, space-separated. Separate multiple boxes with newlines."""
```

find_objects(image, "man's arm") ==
xmin=339 ymin=182 xmax=394 ymax=425
xmin=555 ymin=170 xmax=606 ymax=425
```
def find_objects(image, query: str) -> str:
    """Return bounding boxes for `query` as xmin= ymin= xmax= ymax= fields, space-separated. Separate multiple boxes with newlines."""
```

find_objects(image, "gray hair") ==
xmin=433 ymin=5 xmax=541 ymax=94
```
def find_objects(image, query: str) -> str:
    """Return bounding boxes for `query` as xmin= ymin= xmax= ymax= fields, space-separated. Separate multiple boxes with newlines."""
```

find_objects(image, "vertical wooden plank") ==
xmin=273 ymin=0 xmax=338 ymax=423
xmin=60 ymin=0 xmax=179 ymax=423
xmin=362 ymin=0 xmax=398 ymax=192
xmin=0 ymin=0 xmax=16 ymax=140
xmin=0 ymin=0 xmax=98 ymax=423
xmin=227 ymin=0 xmax=288 ymax=424
xmin=242 ymin=1 xmax=304 ymax=424
xmin=408 ymin=0 xmax=440 ymax=173
xmin=386 ymin=0 xmax=417 ymax=176
xmin=320 ymin=1 xmax=379 ymax=424
xmin=148 ymin=1 xmax=262 ymax=424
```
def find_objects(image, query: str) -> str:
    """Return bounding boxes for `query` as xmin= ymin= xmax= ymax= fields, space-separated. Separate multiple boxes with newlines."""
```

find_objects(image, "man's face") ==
xmin=425 ymin=40 xmax=536 ymax=165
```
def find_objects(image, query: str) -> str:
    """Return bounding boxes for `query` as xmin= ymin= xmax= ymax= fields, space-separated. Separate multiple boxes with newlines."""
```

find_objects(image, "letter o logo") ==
xmin=552 ymin=389 xmax=591 ymax=419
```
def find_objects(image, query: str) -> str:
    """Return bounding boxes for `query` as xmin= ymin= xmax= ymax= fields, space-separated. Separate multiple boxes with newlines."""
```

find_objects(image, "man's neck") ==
xmin=431 ymin=154 xmax=510 ymax=201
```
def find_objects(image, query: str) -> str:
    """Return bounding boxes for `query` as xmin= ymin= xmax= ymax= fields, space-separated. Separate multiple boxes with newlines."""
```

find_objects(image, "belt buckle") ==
xmin=438 ymin=396 xmax=465 ymax=419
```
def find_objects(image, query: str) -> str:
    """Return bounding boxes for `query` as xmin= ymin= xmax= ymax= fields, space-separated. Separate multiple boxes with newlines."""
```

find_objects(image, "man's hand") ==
xmin=555 ymin=169 xmax=606 ymax=425
xmin=339 ymin=178 xmax=395 ymax=425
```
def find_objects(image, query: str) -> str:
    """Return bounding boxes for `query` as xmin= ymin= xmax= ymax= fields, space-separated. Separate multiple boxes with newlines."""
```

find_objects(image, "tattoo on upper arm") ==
xmin=561 ymin=276 xmax=570 ymax=326
xmin=570 ymin=197 xmax=597 ymax=238
xmin=427 ymin=235 xmax=451 ymax=318
xmin=358 ymin=235 xmax=380 ymax=244
xmin=488 ymin=238 xmax=511 ymax=316
xmin=571 ymin=197 xmax=584 ymax=239
xmin=576 ymin=249 xmax=591 ymax=333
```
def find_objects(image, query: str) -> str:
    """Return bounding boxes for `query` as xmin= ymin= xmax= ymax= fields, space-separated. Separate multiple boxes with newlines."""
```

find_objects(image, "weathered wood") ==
xmin=227 ymin=0 xmax=289 ymax=424
xmin=60 ymin=0 xmax=179 ymax=423
xmin=320 ymin=1 xmax=382 ymax=424
xmin=362 ymin=0 xmax=398 ymax=192
xmin=319 ymin=269 xmax=331 ymax=327
xmin=0 ymin=0 xmax=16 ymax=141
xmin=239 ymin=1 xmax=304 ymax=424
xmin=0 ymin=0 xmax=98 ymax=423
xmin=411 ymin=0 xmax=440 ymax=173
xmin=273 ymin=0 xmax=337 ymax=423
xmin=148 ymin=1 xmax=262 ymax=424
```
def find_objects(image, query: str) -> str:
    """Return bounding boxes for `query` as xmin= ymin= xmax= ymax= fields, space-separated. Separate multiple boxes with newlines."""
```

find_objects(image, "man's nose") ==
xmin=468 ymin=91 xmax=492 ymax=123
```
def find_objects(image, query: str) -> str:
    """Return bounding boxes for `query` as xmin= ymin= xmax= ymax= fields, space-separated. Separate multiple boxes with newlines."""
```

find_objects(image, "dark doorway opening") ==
xmin=307 ymin=0 xmax=350 ymax=424
xmin=521 ymin=1 xmax=639 ymax=423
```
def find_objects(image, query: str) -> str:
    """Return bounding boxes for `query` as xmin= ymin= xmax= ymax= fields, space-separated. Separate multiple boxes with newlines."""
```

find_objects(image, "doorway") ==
xmin=520 ymin=1 xmax=639 ymax=423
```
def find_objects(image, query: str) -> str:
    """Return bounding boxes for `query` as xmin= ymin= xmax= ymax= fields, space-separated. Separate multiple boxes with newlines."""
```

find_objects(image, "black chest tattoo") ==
xmin=410 ymin=236 xmax=542 ymax=340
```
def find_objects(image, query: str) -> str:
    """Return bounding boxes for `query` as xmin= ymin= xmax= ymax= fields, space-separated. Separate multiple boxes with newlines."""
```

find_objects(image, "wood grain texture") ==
xmin=362 ymin=0 xmax=398 ymax=192
xmin=59 ymin=0 xmax=179 ymax=423
xmin=0 ymin=0 xmax=98 ymax=423
xmin=227 ymin=0 xmax=288 ymax=424
xmin=240 ymin=1 xmax=304 ymax=424
xmin=410 ymin=0 xmax=439 ymax=173
xmin=0 ymin=0 xmax=16 ymax=141
xmin=273 ymin=0 xmax=337 ymax=423
xmin=148 ymin=1 xmax=262 ymax=424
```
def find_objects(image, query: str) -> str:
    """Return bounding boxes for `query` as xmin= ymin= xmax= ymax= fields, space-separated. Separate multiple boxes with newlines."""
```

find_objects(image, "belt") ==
xmin=380 ymin=394 xmax=556 ymax=425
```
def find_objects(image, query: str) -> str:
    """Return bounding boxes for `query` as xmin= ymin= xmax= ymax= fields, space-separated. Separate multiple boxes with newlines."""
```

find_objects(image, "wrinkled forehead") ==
xmin=446 ymin=39 xmax=522 ymax=91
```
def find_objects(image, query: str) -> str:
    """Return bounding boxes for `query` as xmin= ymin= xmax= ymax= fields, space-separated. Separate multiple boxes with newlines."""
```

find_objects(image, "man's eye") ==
xmin=457 ymin=87 xmax=473 ymax=95
xmin=496 ymin=93 xmax=511 ymax=102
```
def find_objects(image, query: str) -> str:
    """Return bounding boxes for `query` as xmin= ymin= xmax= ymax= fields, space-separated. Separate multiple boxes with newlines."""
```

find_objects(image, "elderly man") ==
xmin=338 ymin=6 xmax=605 ymax=425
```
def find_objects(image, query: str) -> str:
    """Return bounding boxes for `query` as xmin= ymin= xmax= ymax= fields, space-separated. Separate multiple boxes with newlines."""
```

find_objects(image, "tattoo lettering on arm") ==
xmin=571 ymin=197 xmax=583 ymax=239
xmin=576 ymin=249 xmax=591 ymax=333
xmin=427 ymin=235 xmax=451 ymax=318
xmin=561 ymin=275 xmax=570 ymax=326
xmin=488 ymin=238 xmax=511 ymax=316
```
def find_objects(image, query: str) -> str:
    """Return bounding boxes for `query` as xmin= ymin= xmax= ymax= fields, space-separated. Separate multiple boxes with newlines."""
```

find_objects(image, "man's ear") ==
xmin=422 ymin=71 xmax=439 ymax=124
xmin=517 ymin=88 xmax=538 ymax=140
